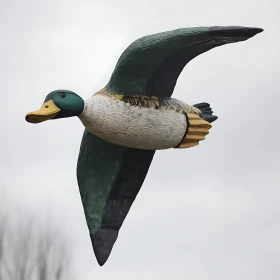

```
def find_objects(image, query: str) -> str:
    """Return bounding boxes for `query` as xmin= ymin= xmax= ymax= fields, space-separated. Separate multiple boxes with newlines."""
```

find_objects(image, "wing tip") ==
xmin=209 ymin=26 xmax=264 ymax=40
xmin=90 ymin=229 xmax=119 ymax=266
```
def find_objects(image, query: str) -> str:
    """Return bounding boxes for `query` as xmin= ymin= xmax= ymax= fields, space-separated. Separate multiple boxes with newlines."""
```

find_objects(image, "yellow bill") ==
xmin=25 ymin=100 xmax=61 ymax=123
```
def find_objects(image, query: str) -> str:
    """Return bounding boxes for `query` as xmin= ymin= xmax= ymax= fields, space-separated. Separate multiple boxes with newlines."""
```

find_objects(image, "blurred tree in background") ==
xmin=0 ymin=208 xmax=75 ymax=280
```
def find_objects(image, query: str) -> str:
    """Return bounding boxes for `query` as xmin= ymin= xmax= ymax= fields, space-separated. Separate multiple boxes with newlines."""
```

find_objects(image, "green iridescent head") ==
xmin=25 ymin=90 xmax=85 ymax=123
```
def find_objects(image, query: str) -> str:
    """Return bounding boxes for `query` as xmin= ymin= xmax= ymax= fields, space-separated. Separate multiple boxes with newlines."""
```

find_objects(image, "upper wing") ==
xmin=77 ymin=129 xmax=155 ymax=266
xmin=106 ymin=26 xmax=263 ymax=96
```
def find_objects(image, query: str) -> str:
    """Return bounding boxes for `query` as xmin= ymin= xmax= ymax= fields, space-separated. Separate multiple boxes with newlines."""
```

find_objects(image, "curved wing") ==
xmin=106 ymin=26 xmax=263 ymax=96
xmin=77 ymin=130 xmax=155 ymax=266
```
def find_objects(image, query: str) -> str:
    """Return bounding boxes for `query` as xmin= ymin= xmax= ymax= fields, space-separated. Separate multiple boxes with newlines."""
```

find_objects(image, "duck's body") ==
xmin=80 ymin=89 xmax=211 ymax=150
xmin=25 ymin=26 xmax=263 ymax=266
xmin=80 ymin=91 xmax=186 ymax=150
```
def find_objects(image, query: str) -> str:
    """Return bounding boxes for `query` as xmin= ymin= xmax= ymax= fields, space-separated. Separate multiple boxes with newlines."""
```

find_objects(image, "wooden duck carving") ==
xmin=25 ymin=26 xmax=263 ymax=266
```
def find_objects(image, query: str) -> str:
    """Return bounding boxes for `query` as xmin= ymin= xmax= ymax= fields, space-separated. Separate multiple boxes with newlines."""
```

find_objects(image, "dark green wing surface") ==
xmin=77 ymin=129 xmax=155 ymax=266
xmin=106 ymin=26 xmax=263 ymax=96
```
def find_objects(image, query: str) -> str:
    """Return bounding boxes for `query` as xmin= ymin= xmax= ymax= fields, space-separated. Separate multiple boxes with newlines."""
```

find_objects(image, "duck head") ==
xmin=25 ymin=90 xmax=85 ymax=123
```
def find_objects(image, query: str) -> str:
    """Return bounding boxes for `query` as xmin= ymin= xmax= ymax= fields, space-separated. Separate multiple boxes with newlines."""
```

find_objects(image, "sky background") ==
xmin=1 ymin=0 xmax=279 ymax=279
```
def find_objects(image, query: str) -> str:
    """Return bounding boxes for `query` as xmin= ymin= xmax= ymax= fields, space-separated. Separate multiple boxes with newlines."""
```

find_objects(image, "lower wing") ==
xmin=77 ymin=129 xmax=155 ymax=266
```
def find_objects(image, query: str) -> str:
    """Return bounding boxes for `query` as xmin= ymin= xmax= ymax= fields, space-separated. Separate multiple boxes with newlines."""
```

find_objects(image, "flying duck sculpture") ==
xmin=25 ymin=26 xmax=263 ymax=266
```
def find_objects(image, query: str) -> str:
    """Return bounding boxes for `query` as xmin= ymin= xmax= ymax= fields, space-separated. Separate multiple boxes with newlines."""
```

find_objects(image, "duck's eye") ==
xmin=60 ymin=93 xmax=66 ymax=98
xmin=45 ymin=105 xmax=49 ymax=108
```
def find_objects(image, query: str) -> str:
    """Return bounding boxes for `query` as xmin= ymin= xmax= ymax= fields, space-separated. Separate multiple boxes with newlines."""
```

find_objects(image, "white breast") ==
xmin=79 ymin=94 xmax=187 ymax=150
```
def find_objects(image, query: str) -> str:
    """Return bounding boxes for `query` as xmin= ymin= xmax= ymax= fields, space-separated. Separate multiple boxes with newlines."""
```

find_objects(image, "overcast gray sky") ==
xmin=1 ymin=0 xmax=280 ymax=279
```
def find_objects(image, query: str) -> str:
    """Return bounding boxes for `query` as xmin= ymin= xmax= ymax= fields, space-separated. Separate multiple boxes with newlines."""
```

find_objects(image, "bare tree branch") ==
xmin=0 ymin=208 xmax=75 ymax=280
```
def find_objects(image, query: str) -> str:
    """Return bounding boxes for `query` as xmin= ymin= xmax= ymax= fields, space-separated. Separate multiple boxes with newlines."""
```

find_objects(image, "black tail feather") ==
xmin=193 ymin=102 xmax=218 ymax=123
